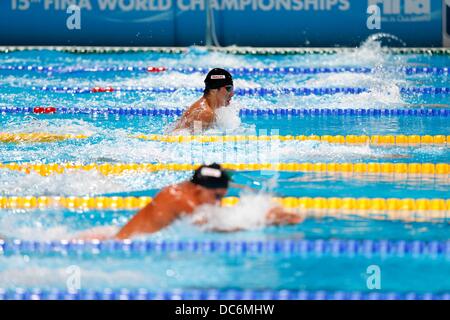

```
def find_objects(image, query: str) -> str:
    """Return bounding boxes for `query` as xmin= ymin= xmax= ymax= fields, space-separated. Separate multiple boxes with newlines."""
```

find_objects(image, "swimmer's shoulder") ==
xmin=184 ymin=99 xmax=214 ymax=123
xmin=155 ymin=183 xmax=187 ymax=203
xmin=184 ymin=98 xmax=206 ymax=113
xmin=153 ymin=183 xmax=196 ymax=216
xmin=177 ymin=98 xmax=211 ymax=120
xmin=198 ymin=107 xmax=214 ymax=122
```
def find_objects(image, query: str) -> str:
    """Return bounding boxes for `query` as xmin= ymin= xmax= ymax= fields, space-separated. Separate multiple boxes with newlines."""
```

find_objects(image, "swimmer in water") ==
xmin=112 ymin=163 xmax=303 ymax=240
xmin=172 ymin=68 xmax=234 ymax=133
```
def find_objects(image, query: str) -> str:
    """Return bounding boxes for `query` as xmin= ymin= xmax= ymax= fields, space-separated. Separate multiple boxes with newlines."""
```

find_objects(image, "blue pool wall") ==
xmin=0 ymin=0 xmax=447 ymax=47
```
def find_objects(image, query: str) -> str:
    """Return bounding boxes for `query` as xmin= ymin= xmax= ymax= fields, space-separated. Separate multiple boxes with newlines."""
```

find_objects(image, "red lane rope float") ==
xmin=146 ymin=67 xmax=167 ymax=72
xmin=33 ymin=107 xmax=57 ymax=114
xmin=91 ymin=87 xmax=115 ymax=93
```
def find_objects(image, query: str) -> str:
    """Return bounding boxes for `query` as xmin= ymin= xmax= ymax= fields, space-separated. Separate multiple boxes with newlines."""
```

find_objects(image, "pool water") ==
xmin=0 ymin=38 xmax=449 ymax=298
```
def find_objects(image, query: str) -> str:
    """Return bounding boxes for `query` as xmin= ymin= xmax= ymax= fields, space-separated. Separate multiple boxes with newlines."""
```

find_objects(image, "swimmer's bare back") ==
xmin=114 ymin=185 xmax=304 ymax=239
xmin=78 ymin=189 xmax=304 ymax=239
xmin=115 ymin=182 xmax=200 ymax=239
xmin=173 ymin=98 xmax=215 ymax=132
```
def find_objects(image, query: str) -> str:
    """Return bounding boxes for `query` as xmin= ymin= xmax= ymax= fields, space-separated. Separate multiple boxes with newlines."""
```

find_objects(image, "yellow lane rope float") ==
xmin=0 ymin=196 xmax=448 ymax=222
xmin=0 ymin=133 xmax=89 ymax=143
xmin=135 ymin=134 xmax=450 ymax=146
xmin=1 ymin=133 xmax=448 ymax=145
xmin=1 ymin=162 xmax=448 ymax=176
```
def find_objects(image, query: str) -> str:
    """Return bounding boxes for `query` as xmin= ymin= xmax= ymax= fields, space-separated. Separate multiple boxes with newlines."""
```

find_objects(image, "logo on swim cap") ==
xmin=200 ymin=167 xmax=222 ymax=178
xmin=210 ymin=75 xmax=226 ymax=79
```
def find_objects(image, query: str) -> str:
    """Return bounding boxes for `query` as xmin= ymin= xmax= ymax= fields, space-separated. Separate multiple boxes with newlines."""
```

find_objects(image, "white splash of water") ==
xmin=303 ymin=72 xmax=405 ymax=89
xmin=278 ymin=140 xmax=378 ymax=162
xmin=0 ymin=170 xmax=125 ymax=197
xmin=191 ymin=192 xmax=277 ymax=232
xmin=214 ymin=104 xmax=242 ymax=131
xmin=323 ymin=33 xmax=406 ymax=68
xmin=121 ymin=72 xmax=206 ymax=88
xmin=74 ymin=137 xmax=176 ymax=163
xmin=119 ymin=72 xmax=259 ymax=90
xmin=326 ymin=87 xmax=404 ymax=108
xmin=0 ymin=224 xmax=76 ymax=241
xmin=166 ymin=102 xmax=252 ymax=135
xmin=0 ymin=262 xmax=153 ymax=289
xmin=0 ymin=208 xmax=75 ymax=241
xmin=179 ymin=47 xmax=267 ymax=69
xmin=4 ymin=118 xmax=98 ymax=136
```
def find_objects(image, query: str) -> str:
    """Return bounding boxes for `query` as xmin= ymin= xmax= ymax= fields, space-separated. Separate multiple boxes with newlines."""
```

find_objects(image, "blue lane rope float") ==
xmin=0 ymin=239 xmax=448 ymax=258
xmin=239 ymin=108 xmax=450 ymax=117
xmin=0 ymin=288 xmax=448 ymax=300
xmin=1 ymin=106 xmax=449 ymax=117
xmin=28 ymin=86 xmax=450 ymax=96
xmin=1 ymin=65 xmax=449 ymax=75
xmin=32 ymin=85 xmax=371 ymax=95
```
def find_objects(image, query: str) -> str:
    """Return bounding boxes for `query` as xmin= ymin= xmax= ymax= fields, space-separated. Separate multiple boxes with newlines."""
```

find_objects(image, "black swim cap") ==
xmin=191 ymin=163 xmax=230 ymax=189
xmin=204 ymin=68 xmax=233 ymax=90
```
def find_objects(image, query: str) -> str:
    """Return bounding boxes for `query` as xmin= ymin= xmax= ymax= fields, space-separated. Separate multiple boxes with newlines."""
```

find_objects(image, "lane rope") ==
xmin=2 ymin=133 xmax=448 ymax=146
xmin=1 ymin=46 xmax=449 ymax=55
xmin=136 ymin=134 xmax=450 ymax=146
xmin=2 ymin=106 xmax=449 ymax=117
xmin=1 ymin=162 xmax=449 ymax=176
xmin=0 ymin=133 xmax=88 ymax=143
xmin=28 ymin=86 xmax=450 ymax=95
xmin=0 ymin=196 xmax=448 ymax=221
xmin=0 ymin=239 xmax=449 ymax=258
xmin=1 ymin=65 xmax=449 ymax=75
xmin=0 ymin=288 xmax=448 ymax=300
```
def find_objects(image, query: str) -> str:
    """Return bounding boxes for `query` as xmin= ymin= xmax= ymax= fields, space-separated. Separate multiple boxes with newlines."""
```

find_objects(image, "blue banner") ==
xmin=0 ymin=0 xmax=443 ymax=46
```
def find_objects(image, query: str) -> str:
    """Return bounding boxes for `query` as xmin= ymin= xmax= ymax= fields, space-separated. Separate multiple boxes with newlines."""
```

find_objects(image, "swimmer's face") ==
xmin=197 ymin=187 xmax=228 ymax=205
xmin=217 ymin=85 xmax=234 ymax=106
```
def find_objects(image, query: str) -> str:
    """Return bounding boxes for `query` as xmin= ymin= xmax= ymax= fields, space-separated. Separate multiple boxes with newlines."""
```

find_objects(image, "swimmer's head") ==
xmin=203 ymin=68 xmax=234 ymax=106
xmin=191 ymin=163 xmax=230 ymax=203
xmin=191 ymin=163 xmax=230 ymax=190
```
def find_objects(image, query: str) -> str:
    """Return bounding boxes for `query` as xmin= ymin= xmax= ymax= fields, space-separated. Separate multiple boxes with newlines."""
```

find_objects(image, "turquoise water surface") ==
xmin=0 ymin=40 xmax=449 ymax=296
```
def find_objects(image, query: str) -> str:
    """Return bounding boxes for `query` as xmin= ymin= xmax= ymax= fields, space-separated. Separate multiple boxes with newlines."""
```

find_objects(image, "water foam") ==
xmin=4 ymin=118 xmax=98 ymax=136
xmin=0 ymin=261 xmax=156 ymax=289
xmin=0 ymin=224 xmax=76 ymax=241
xmin=0 ymin=170 xmax=125 ymax=196
xmin=179 ymin=47 xmax=267 ymax=69
xmin=191 ymin=192 xmax=277 ymax=232
xmin=0 ymin=208 xmax=76 ymax=241
xmin=214 ymin=104 xmax=243 ymax=131
xmin=278 ymin=140 xmax=378 ymax=162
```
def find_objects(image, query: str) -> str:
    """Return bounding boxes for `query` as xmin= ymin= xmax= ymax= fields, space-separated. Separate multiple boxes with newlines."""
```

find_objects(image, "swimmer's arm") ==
xmin=115 ymin=189 xmax=180 ymax=239
xmin=73 ymin=227 xmax=116 ymax=241
xmin=266 ymin=207 xmax=305 ymax=225
xmin=193 ymin=216 xmax=242 ymax=233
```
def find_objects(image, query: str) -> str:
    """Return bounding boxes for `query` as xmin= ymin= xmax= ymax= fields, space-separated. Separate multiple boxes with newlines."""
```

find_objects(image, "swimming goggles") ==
xmin=224 ymin=85 xmax=234 ymax=92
